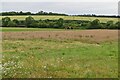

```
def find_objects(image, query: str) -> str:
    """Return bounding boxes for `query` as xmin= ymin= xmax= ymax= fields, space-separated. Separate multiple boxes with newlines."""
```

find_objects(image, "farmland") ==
xmin=1 ymin=28 xmax=119 ymax=78
xmin=1 ymin=2 xmax=119 ymax=78
xmin=0 ymin=15 xmax=118 ymax=23
xmin=1 ymin=27 xmax=64 ymax=32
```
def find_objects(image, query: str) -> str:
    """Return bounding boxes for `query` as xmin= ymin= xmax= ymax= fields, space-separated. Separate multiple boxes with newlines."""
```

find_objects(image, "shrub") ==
xmin=30 ymin=22 xmax=39 ymax=28
xmin=115 ymin=22 xmax=120 ymax=29
xmin=57 ymin=18 xmax=64 ymax=28
xmin=106 ymin=21 xmax=114 ymax=29
xmin=25 ymin=16 xmax=35 ymax=27
xmin=7 ymin=21 xmax=17 ymax=27
xmin=13 ymin=19 xmax=19 ymax=25
xmin=2 ymin=17 xmax=11 ymax=26
xmin=88 ymin=19 xmax=102 ymax=29
xmin=1 ymin=16 xmax=118 ymax=29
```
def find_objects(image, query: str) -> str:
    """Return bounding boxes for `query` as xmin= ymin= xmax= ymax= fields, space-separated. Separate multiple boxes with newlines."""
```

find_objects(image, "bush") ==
xmin=87 ymin=19 xmax=102 ymax=29
xmin=115 ymin=22 xmax=120 ymax=29
xmin=105 ymin=21 xmax=114 ymax=29
xmin=13 ymin=19 xmax=19 ymax=26
xmin=1 ymin=16 xmax=118 ymax=29
xmin=80 ymin=22 xmax=91 ymax=29
xmin=57 ymin=18 xmax=64 ymax=28
xmin=38 ymin=21 xmax=49 ymax=28
xmin=2 ymin=17 xmax=11 ymax=26
xmin=29 ymin=21 xmax=39 ymax=28
xmin=7 ymin=21 xmax=17 ymax=27
xmin=25 ymin=16 xmax=35 ymax=27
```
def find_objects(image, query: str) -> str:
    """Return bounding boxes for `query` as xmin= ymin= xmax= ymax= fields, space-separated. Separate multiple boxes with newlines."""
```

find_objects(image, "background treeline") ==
xmin=1 ymin=16 xmax=120 ymax=29
xmin=0 ymin=11 xmax=68 ymax=16
xmin=0 ymin=11 xmax=119 ymax=18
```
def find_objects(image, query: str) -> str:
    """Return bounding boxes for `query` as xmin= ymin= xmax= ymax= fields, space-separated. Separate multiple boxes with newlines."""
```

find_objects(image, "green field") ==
xmin=2 ymin=28 xmax=118 ymax=78
xmin=2 ymin=39 xmax=118 ymax=78
xmin=0 ymin=15 xmax=118 ymax=23
xmin=1 ymin=27 xmax=64 ymax=32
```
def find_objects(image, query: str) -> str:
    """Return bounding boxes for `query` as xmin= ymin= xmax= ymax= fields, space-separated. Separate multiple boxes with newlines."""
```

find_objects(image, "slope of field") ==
xmin=1 ymin=16 xmax=118 ymax=23
xmin=1 ymin=28 xmax=118 ymax=78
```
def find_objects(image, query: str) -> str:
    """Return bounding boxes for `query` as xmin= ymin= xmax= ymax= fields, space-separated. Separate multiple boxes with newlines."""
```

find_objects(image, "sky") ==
xmin=1 ymin=1 xmax=119 ymax=15
xmin=1 ymin=0 xmax=119 ymax=2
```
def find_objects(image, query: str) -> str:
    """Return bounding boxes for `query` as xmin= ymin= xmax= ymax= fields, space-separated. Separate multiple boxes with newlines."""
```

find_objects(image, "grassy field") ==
xmin=0 ymin=15 xmax=118 ymax=23
xmin=1 ymin=28 xmax=118 ymax=78
xmin=2 ymin=39 xmax=118 ymax=78
xmin=1 ymin=27 xmax=64 ymax=32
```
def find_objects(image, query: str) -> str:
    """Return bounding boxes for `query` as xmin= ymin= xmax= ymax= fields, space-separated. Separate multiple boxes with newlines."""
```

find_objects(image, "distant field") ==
xmin=1 ymin=28 xmax=118 ymax=78
xmin=0 ymin=15 xmax=118 ymax=23
xmin=1 ymin=27 xmax=64 ymax=32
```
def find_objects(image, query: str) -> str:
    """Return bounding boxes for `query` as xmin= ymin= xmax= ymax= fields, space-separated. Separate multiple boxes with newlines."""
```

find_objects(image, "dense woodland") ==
xmin=0 ymin=11 xmax=68 ymax=16
xmin=1 ymin=16 xmax=120 ymax=29
xmin=0 ymin=11 xmax=119 ymax=18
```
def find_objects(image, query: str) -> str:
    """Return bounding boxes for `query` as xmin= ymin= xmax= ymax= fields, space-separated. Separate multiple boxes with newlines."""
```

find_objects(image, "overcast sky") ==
xmin=1 ymin=2 xmax=118 ymax=15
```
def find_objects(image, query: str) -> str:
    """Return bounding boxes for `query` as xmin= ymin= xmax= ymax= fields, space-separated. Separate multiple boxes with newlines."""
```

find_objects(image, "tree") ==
xmin=25 ymin=16 xmax=35 ymax=27
xmin=7 ymin=21 xmax=17 ymax=27
xmin=115 ymin=22 xmax=120 ymax=29
xmin=2 ymin=17 xmax=11 ymax=26
xmin=20 ymin=11 xmax=23 ymax=15
xmin=88 ymin=19 xmax=102 ymax=29
xmin=57 ymin=18 xmax=64 ymax=28
xmin=26 ymin=12 xmax=31 ymax=15
xmin=13 ymin=19 xmax=19 ymax=25
xmin=30 ymin=22 xmax=39 ymax=28
xmin=106 ymin=21 xmax=114 ymax=29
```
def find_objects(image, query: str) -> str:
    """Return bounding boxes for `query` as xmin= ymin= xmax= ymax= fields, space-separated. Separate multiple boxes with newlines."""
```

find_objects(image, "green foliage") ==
xmin=38 ymin=20 xmax=49 ymax=28
xmin=105 ymin=21 xmax=114 ymax=29
xmin=114 ymin=21 xmax=120 ymax=29
xmin=29 ymin=21 xmax=39 ymax=28
xmin=7 ymin=21 xmax=17 ymax=27
xmin=2 ymin=17 xmax=11 ymax=26
xmin=13 ymin=19 xmax=19 ymax=25
xmin=88 ymin=19 xmax=102 ymax=29
xmin=25 ymin=16 xmax=35 ymax=27
xmin=80 ymin=23 xmax=89 ymax=29
xmin=1 ymin=16 xmax=119 ymax=29
xmin=1 ymin=11 xmax=67 ymax=16
xmin=57 ymin=18 xmax=64 ymax=28
xmin=0 ymin=20 xmax=2 ymax=27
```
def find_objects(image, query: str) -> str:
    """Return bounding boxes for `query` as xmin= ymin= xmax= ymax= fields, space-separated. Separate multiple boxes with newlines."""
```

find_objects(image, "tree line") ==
xmin=1 ymin=16 xmax=120 ymax=29
xmin=1 ymin=11 xmax=119 ymax=18
xmin=0 ymin=11 xmax=68 ymax=16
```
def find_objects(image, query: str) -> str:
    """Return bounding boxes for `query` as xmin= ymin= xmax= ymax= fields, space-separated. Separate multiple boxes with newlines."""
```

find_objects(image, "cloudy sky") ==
xmin=1 ymin=2 xmax=119 ymax=15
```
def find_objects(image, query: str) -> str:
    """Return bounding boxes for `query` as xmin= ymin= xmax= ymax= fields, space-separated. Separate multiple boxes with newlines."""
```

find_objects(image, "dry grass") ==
xmin=2 ymin=30 xmax=118 ymax=43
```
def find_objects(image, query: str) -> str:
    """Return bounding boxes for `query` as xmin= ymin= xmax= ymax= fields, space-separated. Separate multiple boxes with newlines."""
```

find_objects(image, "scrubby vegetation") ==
xmin=1 ymin=16 xmax=120 ymax=29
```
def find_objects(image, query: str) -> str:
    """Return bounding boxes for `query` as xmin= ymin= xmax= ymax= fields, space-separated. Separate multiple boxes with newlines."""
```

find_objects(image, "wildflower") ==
xmin=43 ymin=66 xmax=46 ymax=68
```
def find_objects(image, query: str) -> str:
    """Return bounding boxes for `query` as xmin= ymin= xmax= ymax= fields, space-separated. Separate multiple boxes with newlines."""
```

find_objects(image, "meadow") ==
xmin=1 ymin=27 xmax=64 ymax=32
xmin=1 ymin=27 xmax=119 ymax=78
xmin=1 ymin=15 xmax=118 ymax=23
